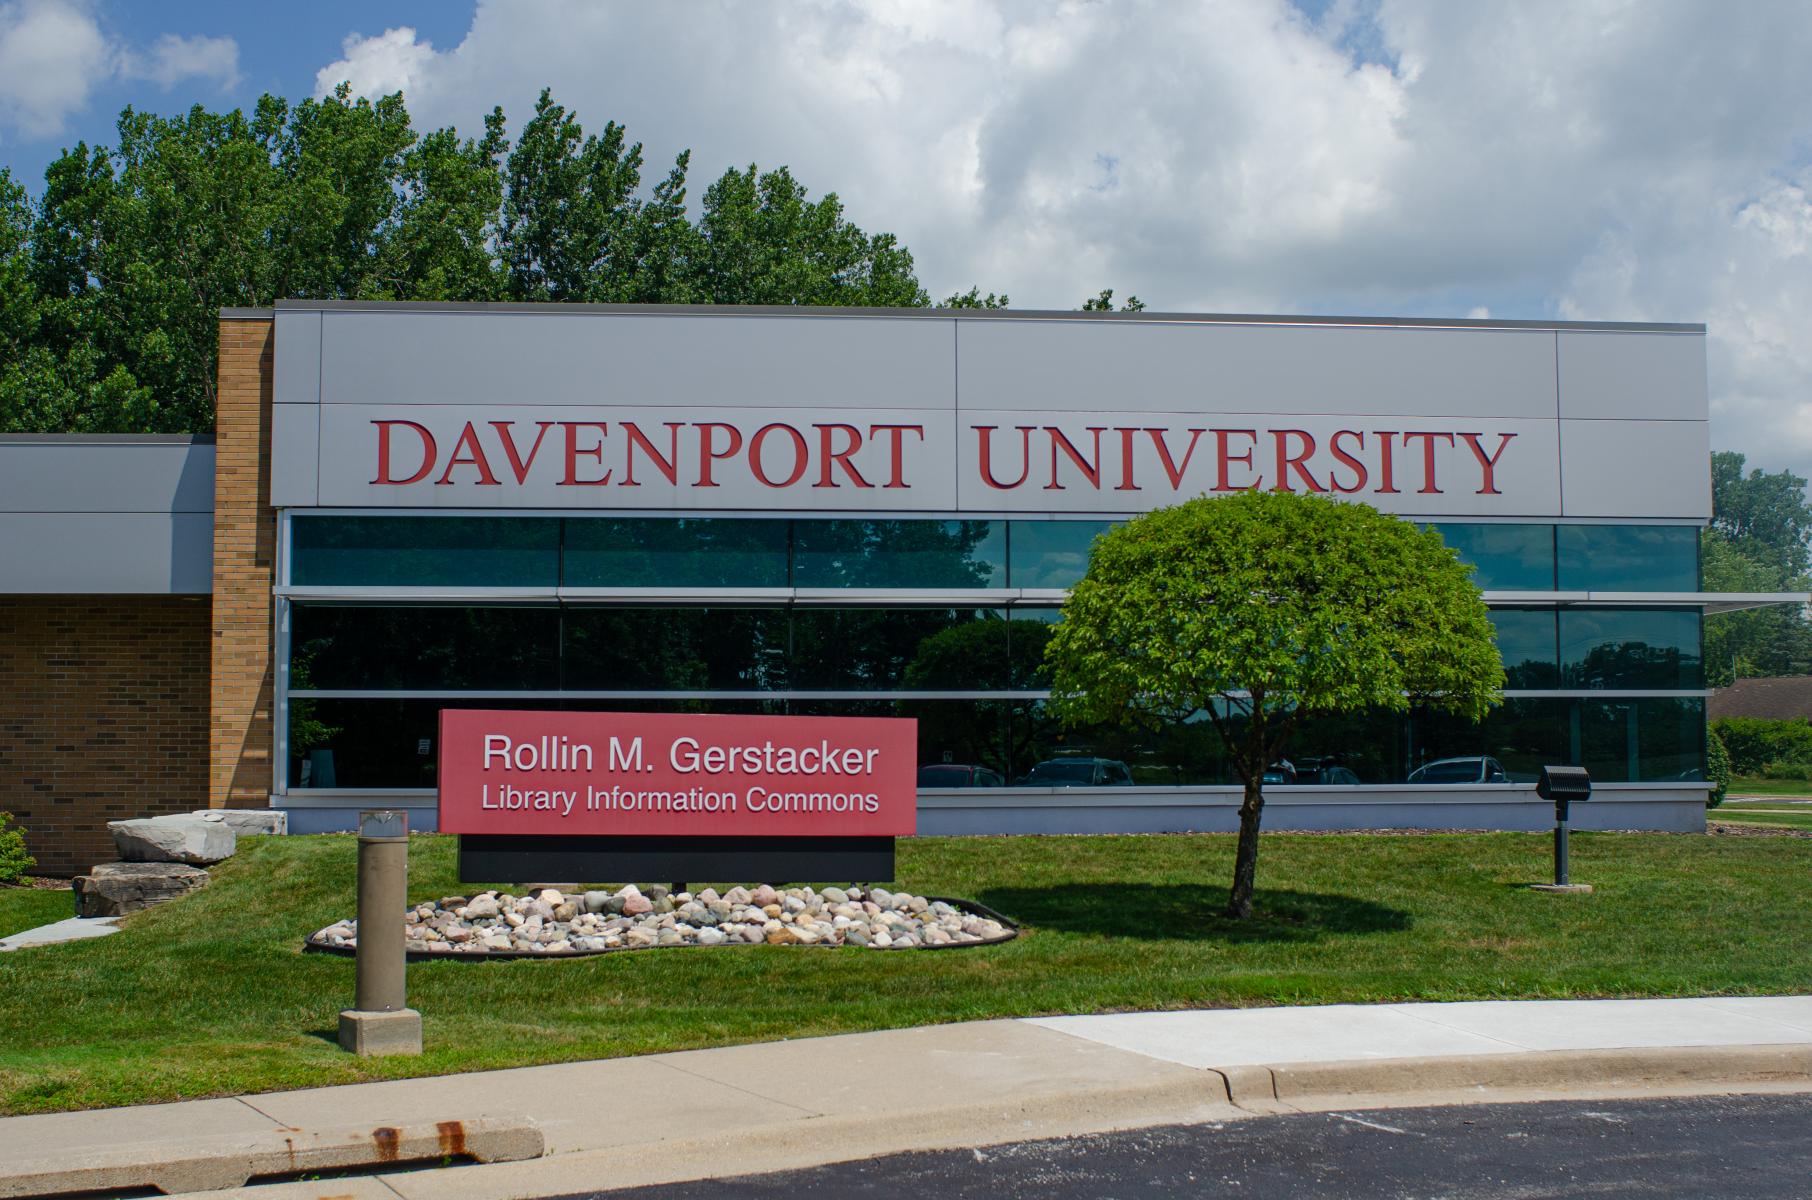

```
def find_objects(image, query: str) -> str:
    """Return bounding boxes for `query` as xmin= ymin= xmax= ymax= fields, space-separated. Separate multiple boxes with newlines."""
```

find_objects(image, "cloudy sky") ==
xmin=1 ymin=0 xmax=1808 ymax=475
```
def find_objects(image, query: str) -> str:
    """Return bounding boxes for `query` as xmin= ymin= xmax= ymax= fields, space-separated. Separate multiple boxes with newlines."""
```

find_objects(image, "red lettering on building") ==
xmin=1326 ymin=430 xmax=1368 ymax=493
xmin=371 ymin=420 xmax=437 ymax=485
xmin=694 ymin=423 xmax=743 ymax=488
xmin=1044 ymin=426 xmax=1107 ymax=490
xmin=1214 ymin=429 xmax=1260 ymax=491
xmin=436 ymin=422 xmax=501 ymax=486
xmin=1146 ymin=428 xmax=1207 ymax=490
xmin=1374 ymin=430 xmax=1400 ymax=494
xmin=490 ymin=421 xmax=555 ymax=485
xmin=1114 ymin=427 xmax=1142 ymax=491
xmin=974 ymin=425 xmax=1034 ymax=490
xmin=1459 ymin=432 xmax=1516 ymax=495
xmin=866 ymin=424 xmax=923 ymax=489
xmin=816 ymin=424 xmax=872 ymax=489
xmin=1271 ymin=429 xmax=1324 ymax=493
xmin=559 ymin=421 xmax=612 ymax=486
xmin=1401 ymin=431 xmax=1455 ymax=495
xmin=750 ymin=423 xmax=810 ymax=488
xmin=621 ymin=421 xmax=682 ymax=487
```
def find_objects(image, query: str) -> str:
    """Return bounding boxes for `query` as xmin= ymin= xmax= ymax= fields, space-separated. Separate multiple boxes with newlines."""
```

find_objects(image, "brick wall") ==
xmin=0 ymin=597 xmax=212 ymax=875
xmin=210 ymin=315 xmax=277 ymax=809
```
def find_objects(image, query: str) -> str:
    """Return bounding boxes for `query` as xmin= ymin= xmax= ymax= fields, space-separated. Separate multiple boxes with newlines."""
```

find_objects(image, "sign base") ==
xmin=458 ymin=835 xmax=895 ymax=885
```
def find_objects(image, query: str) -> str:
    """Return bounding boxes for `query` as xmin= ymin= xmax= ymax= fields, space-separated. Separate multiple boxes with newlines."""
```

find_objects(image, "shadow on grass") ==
xmin=976 ymin=885 xmax=1411 ymax=943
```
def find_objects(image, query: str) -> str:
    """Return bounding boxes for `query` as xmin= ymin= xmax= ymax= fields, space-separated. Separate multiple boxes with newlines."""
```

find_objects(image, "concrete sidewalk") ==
xmin=1 ymin=996 xmax=1809 ymax=1199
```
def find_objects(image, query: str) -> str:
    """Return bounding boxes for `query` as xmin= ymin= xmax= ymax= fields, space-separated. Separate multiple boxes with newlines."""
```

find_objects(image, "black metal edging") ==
xmin=301 ymin=896 xmax=1019 ymax=962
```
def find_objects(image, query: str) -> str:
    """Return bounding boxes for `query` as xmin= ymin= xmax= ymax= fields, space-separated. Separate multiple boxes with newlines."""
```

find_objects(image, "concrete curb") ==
xmin=1220 ymin=1043 xmax=1812 ymax=1110
xmin=192 ymin=1044 xmax=1812 ymax=1199
xmin=0 ymin=1116 xmax=543 ymax=1198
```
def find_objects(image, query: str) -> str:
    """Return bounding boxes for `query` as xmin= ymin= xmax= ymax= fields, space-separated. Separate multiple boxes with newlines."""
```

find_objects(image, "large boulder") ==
xmin=73 ymin=862 xmax=210 ymax=916
xmin=109 ymin=817 xmax=236 ymax=865
xmin=187 ymin=809 xmax=287 ymax=837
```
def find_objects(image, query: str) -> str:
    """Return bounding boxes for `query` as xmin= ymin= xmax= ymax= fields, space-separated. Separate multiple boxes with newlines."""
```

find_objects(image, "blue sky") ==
xmin=2 ymin=0 xmax=1810 ymax=474
xmin=0 ymin=2 xmax=475 ymax=184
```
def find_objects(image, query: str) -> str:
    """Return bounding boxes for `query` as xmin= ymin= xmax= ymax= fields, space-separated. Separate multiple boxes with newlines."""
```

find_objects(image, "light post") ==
xmin=338 ymin=810 xmax=423 ymax=1056
xmin=1530 ymin=765 xmax=1594 ymax=895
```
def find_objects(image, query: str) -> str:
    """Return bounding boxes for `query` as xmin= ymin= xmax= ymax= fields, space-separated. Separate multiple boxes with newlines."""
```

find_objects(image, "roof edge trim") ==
xmin=267 ymin=298 xmax=1704 ymax=335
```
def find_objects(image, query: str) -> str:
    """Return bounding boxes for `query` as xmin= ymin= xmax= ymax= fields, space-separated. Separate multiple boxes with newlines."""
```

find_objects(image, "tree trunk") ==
xmin=1227 ymin=773 xmax=1265 ymax=919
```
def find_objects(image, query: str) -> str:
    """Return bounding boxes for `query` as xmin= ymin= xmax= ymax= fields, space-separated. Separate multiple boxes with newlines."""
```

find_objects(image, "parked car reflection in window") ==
xmin=1407 ymin=756 xmax=1511 ymax=784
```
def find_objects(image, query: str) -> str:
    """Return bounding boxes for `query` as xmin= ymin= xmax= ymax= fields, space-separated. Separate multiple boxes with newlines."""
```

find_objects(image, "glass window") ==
xmin=1560 ymin=608 xmax=1702 ymax=689
xmin=1008 ymin=521 xmax=1118 ymax=588
xmin=789 ymin=697 xmax=1016 ymax=784
xmin=1424 ymin=524 xmax=1555 ymax=590
xmin=291 ymin=604 xmax=559 ymax=691
xmin=562 ymin=608 xmax=789 ymax=690
xmin=562 ymin=518 xmax=788 ymax=588
xmin=1489 ymin=608 xmax=1559 ymax=689
xmin=1016 ymin=702 xmax=1236 ymax=786
xmin=288 ymin=697 xmax=781 ymax=789
xmin=290 ymin=516 xmax=560 ymax=588
xmin=792 ymin=608 xmax=1008 ymax=689
xmin=1557 ymin=525 xmax=1698 ymax=591
xmin=1405 ymin=699 xmax=1568 ymax=784
xmin=792 ymin=520 xmax=1005 ymax=588
xmin=1573 ymin=697 xmax=1706 ymax=782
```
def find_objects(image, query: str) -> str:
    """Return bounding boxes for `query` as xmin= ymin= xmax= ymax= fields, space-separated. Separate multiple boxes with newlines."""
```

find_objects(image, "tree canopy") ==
xmin=2 ymin=84 xmax=1062 ymax=436
xmin=1045 ymin=491 xmax=1502 ymax=917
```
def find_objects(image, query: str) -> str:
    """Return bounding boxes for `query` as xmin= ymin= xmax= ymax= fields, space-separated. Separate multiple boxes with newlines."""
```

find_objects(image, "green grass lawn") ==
xmin=1729 ymin=776 xmax=1812 ymax=797
xmin=1712 ymin=805 xmax=1812 ymax=831
xmin=0 ymin=887 xmax=72 ymax=939
xmin=0 ymin=830 xmax=1808 ymax=1116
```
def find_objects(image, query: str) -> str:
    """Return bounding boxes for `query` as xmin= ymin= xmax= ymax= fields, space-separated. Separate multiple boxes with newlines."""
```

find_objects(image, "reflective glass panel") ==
xmin=1008 ymin=521 xmax=1118 ymax=588
xmin=1016 ymin=702 xmax=1235 ymax=786
xmin=1424 ymin=524 xmax=1555 ymax=590
xmin=1405 ymin=699 xmax=1568 ymax=784
xmin=1288 ymin=708 xmax=1406 ymax=784
xmin=562 ymin=518 xmax=788 ymax=587
xmin=288 ymin=698 xmax=780 ymax=789
xmin=1573 ymin=697 xmax=1706 ymax=782
xmin=562 ymin=608 xmax=789 ymax=690
xmin=290 ymin=604 xmax=559 ymax=690
xmin=1490 ymin=608 xmax=1559 ymax=689
xmin=791 ymin=608 xmax=1008 ymax=689
xmin=1557 ymin=525 xmax=1698 ymax=591
xmin=290 ymin=516 xmax=560 ymax=587
xmin=792 ymin=520 xmax=1005 ymax=588
xmin=1559 ymin=608 xmax=1702 ymax=689
xmin=787 ymin=698 xmax=1017 ymax=785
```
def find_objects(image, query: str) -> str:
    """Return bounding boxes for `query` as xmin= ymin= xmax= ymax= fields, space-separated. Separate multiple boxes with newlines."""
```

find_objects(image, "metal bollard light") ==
xmin=1531 ymin=766 xmax=1594 ymax=895
xmin=338 ymin=810 xmax=423 ymax=1056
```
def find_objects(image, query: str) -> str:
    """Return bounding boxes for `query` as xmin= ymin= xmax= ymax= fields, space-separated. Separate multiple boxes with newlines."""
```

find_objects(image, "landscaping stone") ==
xmin=307 ymin=886 xmax=1014 ymax=957
xmin=109 ymin=817 xmax=236 ymax=865
xmin=73 ymin=861 xmax=210 ymax=916
xmin=187 ymin=809 xmax=288 ymax=837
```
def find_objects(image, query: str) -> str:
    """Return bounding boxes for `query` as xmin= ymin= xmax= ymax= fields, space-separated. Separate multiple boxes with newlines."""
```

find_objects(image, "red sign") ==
xmin=437 ymin=709 xmax=918 ymax=837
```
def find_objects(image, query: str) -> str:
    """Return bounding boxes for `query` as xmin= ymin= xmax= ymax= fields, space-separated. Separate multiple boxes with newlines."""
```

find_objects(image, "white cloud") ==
xmin=0 ymin=0 xmax=239 ymax=139
xmin=120 ymin=32 xmax=240 ymax=91
xmin=0 ymin=0 xmax=109 ymax=138
xmin=315 ymin=26 xmax=435 ymax=102
xmin=315 ymin=0 xmax=1812 ymax=472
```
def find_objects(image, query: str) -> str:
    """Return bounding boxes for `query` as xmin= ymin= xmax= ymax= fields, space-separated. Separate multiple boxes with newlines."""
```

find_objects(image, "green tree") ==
xmin=691 ymin=163 xmax=927 ymax=307
xmin=4 ymin=86 xmax=1007 ymax=433
xmin=1045 ymin=491 xmax=1502 ymax=918
xmin=1081 ymin=288 xmax=1144 ymax=312
xmin=941 ymin=286 xmax=1009 ymax=308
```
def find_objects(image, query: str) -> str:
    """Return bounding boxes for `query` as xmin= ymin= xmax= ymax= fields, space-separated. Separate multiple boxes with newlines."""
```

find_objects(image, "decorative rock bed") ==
xmin=306 ymin=884 xmax=1016 ymax=958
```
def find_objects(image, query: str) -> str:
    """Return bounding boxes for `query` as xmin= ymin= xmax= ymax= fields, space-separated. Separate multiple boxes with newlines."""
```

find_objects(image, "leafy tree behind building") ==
xmin=1 ymin=85 xmax=1042 ymax=435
